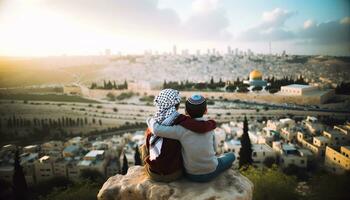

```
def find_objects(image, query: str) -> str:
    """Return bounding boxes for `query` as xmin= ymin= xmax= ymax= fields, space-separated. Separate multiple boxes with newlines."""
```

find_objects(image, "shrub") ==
xmin=106 ymin=92 xmax=116 ymax=101
xmin=241 ymin=166 xmax=300 ymax=200
xmin=263 ymin=156 xmax=276 ymax=168
xmin=41 ymin=181 xmax=99 ymax=200
xmin=116 ymin=92 xmax=134 ymax=100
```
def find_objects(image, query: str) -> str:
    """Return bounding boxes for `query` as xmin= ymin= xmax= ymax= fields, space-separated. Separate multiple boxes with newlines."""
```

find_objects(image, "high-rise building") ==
xmin=173 ymin=45 xmax=177 ymax=55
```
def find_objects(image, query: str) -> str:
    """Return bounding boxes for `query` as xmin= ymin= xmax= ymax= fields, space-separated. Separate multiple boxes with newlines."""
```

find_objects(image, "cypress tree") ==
xmin=134 ymin=145 xmax=142 ymax=166
xmin=239 ymin=116 xmax=253 ymax=169
xmin=121 ymin=153 xmax=129 ymax=175
xmin=13 ymin=148 xmax=28 ymax=200
xmin=124 ymin=80 xmax=128 ymax=89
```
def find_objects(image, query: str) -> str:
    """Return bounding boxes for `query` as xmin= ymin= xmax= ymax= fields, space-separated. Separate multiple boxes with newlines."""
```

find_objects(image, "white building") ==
xmin=21 ymin=153 xmax=39 ymax=184
xmin=280 ymin=84 xmax=317 ymax=95
xmin=78 ymin=150 xmax=107 ymax=176
xmin=273 ymin=142 xmax=307 ymax=168
xmin=41 ymin=141 xmax=64 ymax=160
xmin=251 ymin=144 xmax=276 ymax=168
xmin=34 ymin=156 xmax=54 ymax=182
xmin=278 ymin=84 xmax=334 ymax=104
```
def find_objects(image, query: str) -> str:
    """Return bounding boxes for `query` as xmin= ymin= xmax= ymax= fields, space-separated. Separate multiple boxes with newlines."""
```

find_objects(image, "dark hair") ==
xmin=185 ymin=100 xmax=207 ymax=118
xmin=175 ymin=103 xmax=180 ymax=110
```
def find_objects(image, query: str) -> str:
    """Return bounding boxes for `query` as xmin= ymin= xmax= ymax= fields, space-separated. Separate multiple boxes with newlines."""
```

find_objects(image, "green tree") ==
xmin=134 ymin=145 xmax=142 ymax=166
xmin=226 ymin=84 xmax=236 ymax=92
xmin=124 ymin=80 xmax=128 ymax=89
xmin=121 ymin=154 xmax=129 ymax=175
xmin=13 ymin=148 xmax=28 ymax=200
xmin=252 ymin=86 xmax=263 ymax=91
xmin=239 ymin=116 xmax=253 ymax=169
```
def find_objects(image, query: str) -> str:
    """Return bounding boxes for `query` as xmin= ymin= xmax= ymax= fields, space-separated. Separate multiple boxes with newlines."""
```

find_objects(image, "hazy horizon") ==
xmin=0 ymin=0 xmax=349 ymax=57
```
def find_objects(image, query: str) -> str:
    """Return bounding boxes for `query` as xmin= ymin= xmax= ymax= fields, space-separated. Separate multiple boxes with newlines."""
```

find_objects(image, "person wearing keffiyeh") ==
xmin=140 ymin=89 xmax=217 ymax=182
xmin=149 ymin=89 xmax=181 ymax=161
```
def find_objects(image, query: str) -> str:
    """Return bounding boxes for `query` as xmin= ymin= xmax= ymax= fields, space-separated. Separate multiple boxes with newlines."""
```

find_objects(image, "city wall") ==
xmin=87 ymin=88 xmax=333 ymax=105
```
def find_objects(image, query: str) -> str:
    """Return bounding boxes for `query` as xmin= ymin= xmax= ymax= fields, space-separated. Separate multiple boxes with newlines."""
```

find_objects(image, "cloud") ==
xmin=182 ymin=7 xmax=231 ymax=40
xmin=46 ymin=0 xmax=181 ymax=37
xmin=237 ymin=8 xmax=295 ymax=41
xmin=45 ymin=0 xmax=231 ymax=41
xmin=303 ymin=19 xmax=315 ymax=29
xmin=298 ymin=17 xmax=350 ymax=45
xmin=192 ymin=0 xmax=219 ymax=13
xmin=261 ymin=8 xmax=296 ymax=28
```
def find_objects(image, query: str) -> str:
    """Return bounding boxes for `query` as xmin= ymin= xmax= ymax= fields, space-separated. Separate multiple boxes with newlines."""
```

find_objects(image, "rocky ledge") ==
xmin=97 ymin=166 xmax=253 ymax=200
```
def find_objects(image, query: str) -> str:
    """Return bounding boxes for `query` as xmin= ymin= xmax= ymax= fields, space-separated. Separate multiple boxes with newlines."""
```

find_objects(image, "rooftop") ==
xmin=282 ymin=84 xmax=313 ymax=89
xmin=85 ymin=150 xmax=104 ymax=158
xmin=252 ymin=144 xmax=273 ymax=152
xmin=39 ymin=155 xmax=50 ymax=163
xmin=282 ymin=144 xmax=297 ymax=151
xmin=342 ymin=146 xmax=350 ymax=151
xmin=314 ymin=136 xmax=329 ymax=142
xmin=63 ymin=145 xmax=79 ymax=153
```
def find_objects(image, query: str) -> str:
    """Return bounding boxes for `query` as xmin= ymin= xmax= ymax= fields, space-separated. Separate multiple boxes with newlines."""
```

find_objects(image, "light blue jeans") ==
xmin=185 ymin=153 xmax=235 ymax=182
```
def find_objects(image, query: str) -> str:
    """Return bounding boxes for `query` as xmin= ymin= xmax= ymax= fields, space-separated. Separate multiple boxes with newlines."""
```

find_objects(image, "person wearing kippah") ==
xmin=147 ymin=94 xmax=235 ymax=182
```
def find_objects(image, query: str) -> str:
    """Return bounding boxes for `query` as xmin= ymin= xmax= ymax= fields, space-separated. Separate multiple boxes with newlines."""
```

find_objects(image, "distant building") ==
xmin=41 ymin=141 xmax=64 ymax=160
xmin=297 ymin=131 xmax=326 ymax=157
xmin=35 ymin=156 xmax=54 ymax=182
xmin=278 ymin=84 xmax=334 ymax=104
xmin=173 ymin=45 xmax=177 ymax=55
xmin=21 ymin=153 xmax=39 ymax=184
xmin=53 ymin=159 xmax=68 ymax=177
xmin=243 ymin=70 xmax=268 ymax=87
xmin=251 ymin=144 xmax=276 ymax=168
xmin=324 ymin=146 xmax=350 ymax=174
xmin=303 ymin=116 xmax=325 ymax=135
xmin=63 ymin=145 xmax=80 ymax=158
xmin=23 ymin=145 xmax=39 ymax=154
xmin=281 ymin=84 xmax=318 ymax=95
xmin=78 ymin=150 xmax=107 ymax=176
xmin=273 ymin=142 xmax=307 ymax=168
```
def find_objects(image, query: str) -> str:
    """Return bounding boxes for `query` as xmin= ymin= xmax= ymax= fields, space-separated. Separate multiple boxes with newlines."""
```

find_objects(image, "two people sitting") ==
xmin=140 ymin=89 xmax=235 ymax=182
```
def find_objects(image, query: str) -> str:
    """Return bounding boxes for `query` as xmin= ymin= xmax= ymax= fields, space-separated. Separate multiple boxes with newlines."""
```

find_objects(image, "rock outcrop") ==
xmin=97 ymin=166 xmax=253 ymax=200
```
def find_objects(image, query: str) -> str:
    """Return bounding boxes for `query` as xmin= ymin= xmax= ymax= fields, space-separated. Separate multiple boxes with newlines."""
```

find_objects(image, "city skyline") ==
xmin=0 ymin=0 xmax=349 ymax=57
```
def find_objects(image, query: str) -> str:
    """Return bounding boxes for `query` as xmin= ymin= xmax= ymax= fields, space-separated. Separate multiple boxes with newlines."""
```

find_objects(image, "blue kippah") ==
xmin=187 ymin=94 xmax=206 ymax=105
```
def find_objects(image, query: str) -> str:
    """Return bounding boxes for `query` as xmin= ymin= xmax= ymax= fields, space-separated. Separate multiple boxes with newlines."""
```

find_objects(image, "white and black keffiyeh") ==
xmin=149 ymin=89 xmax=181 ymax=161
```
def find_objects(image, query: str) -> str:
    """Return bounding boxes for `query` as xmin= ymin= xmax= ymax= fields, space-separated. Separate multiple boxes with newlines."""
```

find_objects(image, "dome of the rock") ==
xmin=249 ymin=70 xmax=263 ymax=80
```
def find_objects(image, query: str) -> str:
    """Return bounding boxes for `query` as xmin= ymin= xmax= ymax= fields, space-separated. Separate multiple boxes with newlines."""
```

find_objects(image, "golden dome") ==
xmin=249 ymin=70 xmax=263 ymax=80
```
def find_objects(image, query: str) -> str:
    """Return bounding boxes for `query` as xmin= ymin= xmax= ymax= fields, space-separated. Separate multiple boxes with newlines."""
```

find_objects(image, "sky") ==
xmin=0 ymin=0 xmax=349 ymax=57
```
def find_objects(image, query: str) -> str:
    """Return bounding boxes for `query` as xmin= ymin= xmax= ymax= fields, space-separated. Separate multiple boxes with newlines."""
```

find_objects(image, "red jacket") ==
xmin=144 ymin=114 xmax=216 ymax=175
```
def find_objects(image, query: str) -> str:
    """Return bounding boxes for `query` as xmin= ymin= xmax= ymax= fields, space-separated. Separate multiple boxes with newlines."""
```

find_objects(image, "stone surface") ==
xmin=97 ymin=166 xmax=253 ymax=200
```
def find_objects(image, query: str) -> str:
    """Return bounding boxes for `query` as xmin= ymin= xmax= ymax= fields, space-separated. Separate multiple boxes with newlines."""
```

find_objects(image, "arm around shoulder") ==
xmin=152 ymin=123 xmax=185 ymax=140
